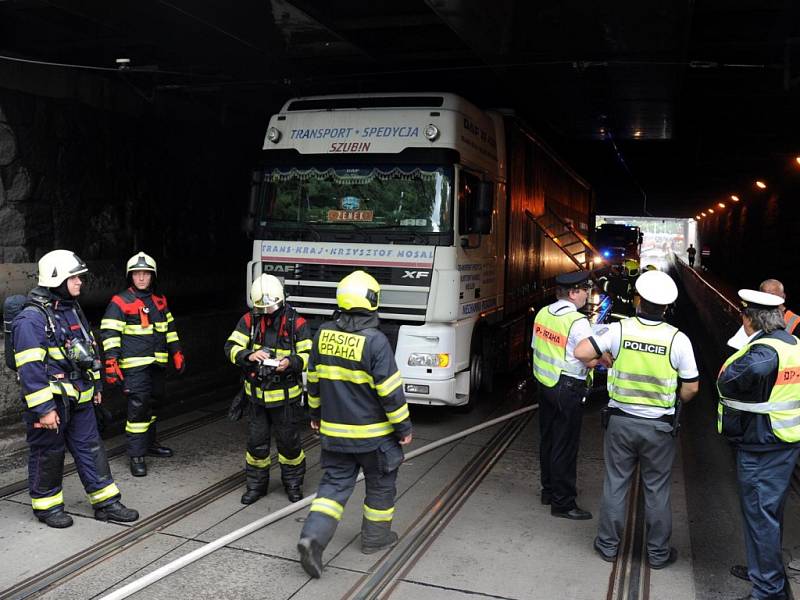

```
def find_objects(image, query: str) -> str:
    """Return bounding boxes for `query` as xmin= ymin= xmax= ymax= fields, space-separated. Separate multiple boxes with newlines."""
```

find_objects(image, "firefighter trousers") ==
xmin=123 ymin=365 xmax=165 ymax=457
xmin=300 ymin=440 xmax=403 ymax=549
xmin=245 ymin=401 xmax=306 ymax=493
xmin=26 ymin=398 xmax=120 ymax=517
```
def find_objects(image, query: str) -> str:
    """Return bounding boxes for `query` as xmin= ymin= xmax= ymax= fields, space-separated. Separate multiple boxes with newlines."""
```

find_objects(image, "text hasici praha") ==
xmin=318 ymin=330 xmax=366 ymax=362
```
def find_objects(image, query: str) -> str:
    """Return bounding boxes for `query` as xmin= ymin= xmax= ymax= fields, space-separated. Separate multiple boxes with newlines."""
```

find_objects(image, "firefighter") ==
xmin=297 ymin=270 xmax=413 ymax=579
xmin=100 ymin=252 xmax=185 ymax=477
xmin=12 ymin=250 xmax=139 ymax=528
xmin=224 ymin=273 xmax=311 ymax=504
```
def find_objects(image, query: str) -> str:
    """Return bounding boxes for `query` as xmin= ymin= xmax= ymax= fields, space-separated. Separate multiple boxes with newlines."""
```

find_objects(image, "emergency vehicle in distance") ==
xmin=594 ymin=223 xmax=643 ymax=265
xmin=246 ymin=93 xmax=593 ymax=409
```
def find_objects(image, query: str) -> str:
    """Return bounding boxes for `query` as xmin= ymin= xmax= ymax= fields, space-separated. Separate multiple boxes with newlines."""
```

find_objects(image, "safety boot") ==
xmin=360 ymin=519 xmax=399 ymax=555
xmin=130 ymin=456 xmax=147 ymax=477
xmin=95 ymin=500 xmax=139 ymax=523
xmin=285 ymin=485 xmax=303 ymax=503
xmin=37 ymin=509 xmax=73 ymax=529
xmin=297 ymin=537 xmax=324 ymax=578
xmin=241 ymin=487 xmax=267 ymax=505
xmin=146 ymin=443 xmax=173 ymax=458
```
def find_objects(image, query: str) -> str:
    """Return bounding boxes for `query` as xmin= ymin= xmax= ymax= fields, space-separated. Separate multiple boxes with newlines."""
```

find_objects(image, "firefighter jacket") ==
xmin=224 ymin=305 xmax=312 ymax=406
xmin=12 ymin=287 xmax=102 ymax=417
xmin=100 ymin=287 xmax=181 ymax=370
xmin=307 ymin=310 xmax=411 ymax=453
xmin=717 ymin=328 xmax=800 ymax=450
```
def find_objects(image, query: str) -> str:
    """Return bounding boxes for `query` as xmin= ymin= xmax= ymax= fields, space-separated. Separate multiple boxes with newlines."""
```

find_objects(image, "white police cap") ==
xmin=738 ymin=289 xmax=783 ymax=310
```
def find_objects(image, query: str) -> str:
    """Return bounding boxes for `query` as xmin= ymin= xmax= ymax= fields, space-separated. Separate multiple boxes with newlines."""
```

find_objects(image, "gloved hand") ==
xmin=172 ymin=351 xmax=186 ymax=375
xmin=104 ymin=358 xmax=124 ymax=386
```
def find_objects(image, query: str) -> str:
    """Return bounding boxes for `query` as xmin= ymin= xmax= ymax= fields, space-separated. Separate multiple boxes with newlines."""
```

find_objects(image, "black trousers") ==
xmin=27 ymin=399 xmax=120 ymax=516
xmin=245 ymin=401 xmax=306 ymax=492
xmin=688 ymin=256 xmax=695 ymax=267
xmin=538 ymin=375 xmax=584 ymax=511
xmin=123 ymin=365 xmax=165 ymax=457
xmin=300 ymin=441 xmax=402 ymax=549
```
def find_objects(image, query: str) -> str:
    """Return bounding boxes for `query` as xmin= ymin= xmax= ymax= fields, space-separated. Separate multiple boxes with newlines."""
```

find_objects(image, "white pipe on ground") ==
xmin=100 ymin=404 xmax=536 ymax=600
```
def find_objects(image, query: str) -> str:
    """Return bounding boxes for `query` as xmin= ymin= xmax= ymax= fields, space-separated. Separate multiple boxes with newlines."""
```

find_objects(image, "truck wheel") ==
xmin=456 ymin=335 xmax=483 ymax=413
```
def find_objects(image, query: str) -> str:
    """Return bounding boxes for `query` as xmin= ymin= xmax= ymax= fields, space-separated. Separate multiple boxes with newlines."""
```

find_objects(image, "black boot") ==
xmin=297 ymin=537 xmax=324 ymax=578
xmin=361 ymin=519 xmax=399 ymax=555
xmin=95 ymin=500 xmax=139 ymax=523
xmin=130 ymin=456 xmax=147 ymax=477
xmin=241 ymin=488 xmax=267 ymax=505
xmin=37 ymin=509 xmax=73 ymax=529
xmin=285 ymin=485 xmax=303 ymax=503
xmin=146 ymin=444 xmax=173 ymax=458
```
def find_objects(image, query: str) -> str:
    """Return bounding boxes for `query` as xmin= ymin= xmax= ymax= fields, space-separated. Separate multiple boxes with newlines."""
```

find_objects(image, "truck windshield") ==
xmin=254 ymin=165 xmax=453 ymax=233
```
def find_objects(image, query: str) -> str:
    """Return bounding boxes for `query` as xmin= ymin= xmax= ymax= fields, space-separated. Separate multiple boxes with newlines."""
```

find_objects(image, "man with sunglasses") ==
xmin=532 ymin=270 xmax=600 ymax=520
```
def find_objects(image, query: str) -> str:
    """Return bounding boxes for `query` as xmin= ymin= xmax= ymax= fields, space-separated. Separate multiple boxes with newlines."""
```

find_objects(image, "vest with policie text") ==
xmin=532 ymin=304 xmax=585 ymax=388
xmin=607 ymin=318 xmax=679 ymax=408
xmin=717 ymin=337 xmax=800 ymax=443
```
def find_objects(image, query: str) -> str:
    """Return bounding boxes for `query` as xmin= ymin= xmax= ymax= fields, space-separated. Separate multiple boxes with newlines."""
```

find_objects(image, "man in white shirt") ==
xmin=575 ymin=270 xmax=699 ymax=568
xmin=532 ymin=270 xmax=602 ymax=519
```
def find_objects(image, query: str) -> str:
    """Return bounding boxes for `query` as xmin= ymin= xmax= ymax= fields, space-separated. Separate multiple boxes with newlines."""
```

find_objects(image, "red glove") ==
xmin=104 ymin=358 xmax=124 ymax=386
xmin=172 ymin=351 xmax=186 ymax=375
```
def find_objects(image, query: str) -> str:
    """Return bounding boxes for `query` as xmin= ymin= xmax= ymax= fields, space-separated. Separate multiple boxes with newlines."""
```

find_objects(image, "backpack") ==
xmin=3 ymin=294 xmax=55 ymax=371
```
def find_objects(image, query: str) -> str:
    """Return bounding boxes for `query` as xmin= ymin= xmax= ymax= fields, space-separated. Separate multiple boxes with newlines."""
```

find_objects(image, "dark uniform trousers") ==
xmin=737 ymin=446 xmax=800 ymax=600
xmin=124 ymin=365 xmax=165 ymax=457
xmin=246 ymin=401 xmax=306 ymax=492
xmin=300 ymin=441 xmax=403 ymax=548
xmin=539 ymin=374 xmax=584 ymax=510
xmin=27 ymin=398 xmax=119 ymax=517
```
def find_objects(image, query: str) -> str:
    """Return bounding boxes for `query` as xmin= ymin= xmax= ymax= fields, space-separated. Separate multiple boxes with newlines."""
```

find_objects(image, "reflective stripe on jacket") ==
xmin=607 ymin=318 xmax=678 ymax=408
xmin=307 ymin=312 xmax=411 ymax=453
xmin=12 ymin=289 xmax=100 ymax=416
xmin=100 ymin=288 xmax=181 ymax=369
xmin=718 ymin=337 xmax=800 ymax=443
xmin=532 ymin=304 xmax=585 ymax=388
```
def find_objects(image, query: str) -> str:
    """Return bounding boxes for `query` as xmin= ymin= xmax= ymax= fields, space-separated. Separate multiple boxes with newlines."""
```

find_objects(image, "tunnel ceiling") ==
xmin=1 ymin=0 xmax=798 ymax=217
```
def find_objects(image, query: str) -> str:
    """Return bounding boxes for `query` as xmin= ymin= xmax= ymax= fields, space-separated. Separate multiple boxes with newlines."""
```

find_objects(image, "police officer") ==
xmin=100 ymin=252 xmax=185 ymax=477
xmin=532 ymin=270 xmax=596 ymax=519
xmin=575 ymin=270 xmax=698 ymax=568
xmin=718 ymin=289 xmax=800 ymax=600
xmin=224 ymin=273 xmax=311 ymax=504
xmin=12 ymin=250 xmax=139 ymax=528
xmin=297 ymin=270 xmax=412 ymax=579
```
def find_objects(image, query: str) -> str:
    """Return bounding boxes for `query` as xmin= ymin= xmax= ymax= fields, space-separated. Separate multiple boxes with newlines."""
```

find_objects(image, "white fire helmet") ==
xmin=251 ymin=273 xmax=284 ymax=314
xmin=126 ymin=252 xmax=157 ymax=276
xmin=37 ymin=250 xmax=89 ymax=288
xmin=635 ymin=270 xmax=678 ymax=305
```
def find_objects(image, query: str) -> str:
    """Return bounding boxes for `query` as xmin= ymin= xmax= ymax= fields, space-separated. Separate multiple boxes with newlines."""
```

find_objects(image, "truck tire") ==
xmin=456 ymin=331 xmax=484 ymax=413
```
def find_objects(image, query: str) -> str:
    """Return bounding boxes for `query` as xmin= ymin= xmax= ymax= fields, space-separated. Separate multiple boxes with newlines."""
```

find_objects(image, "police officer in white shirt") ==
xmin=575 ymin=270 xmax=699 ymax=568
xmin=532 ymin=270 xmax=601 ymax=520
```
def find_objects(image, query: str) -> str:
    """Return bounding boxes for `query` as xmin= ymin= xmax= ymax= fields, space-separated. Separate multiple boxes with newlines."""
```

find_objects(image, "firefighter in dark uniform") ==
xmin=224 ymin=273 xmax=311 ymax=504
xmin=297 ymin=270 xmax=413 ymax=579
xmin=100 ymin=252 xmax=185 ymax=477
xmin=718 ymin=289 xmax=800 ymax=600
xmin=12 ymin=250 xmax=139 ymax=528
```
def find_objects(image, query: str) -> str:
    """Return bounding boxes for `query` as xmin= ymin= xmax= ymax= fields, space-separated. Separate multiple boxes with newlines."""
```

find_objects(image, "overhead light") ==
xmin=701 ymin=212 xmax=707 ymax=217
xmin=795 ymin=156 xmax=800 ymax=166
xmin=115 ymin=57 xmax=131 ymax=70
xmin=695 ymin=216 xmax=701 ymax=221
xmin=730 ymin=195 xmax=740 ymax=202
xmin=718 ymin=202 xmax=726 ymax=208
xmin=755 ymin=180 xmax=767 ymax=189
xmin=633 ymin=130 xmax=642 ymax=138
xmin=708 ymin=208 xmax=715 ymax=213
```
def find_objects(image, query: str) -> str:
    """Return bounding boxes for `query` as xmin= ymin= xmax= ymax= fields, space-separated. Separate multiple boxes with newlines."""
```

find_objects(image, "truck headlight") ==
xmin=423 ymin=124 xmax=440 ymax=141
xmin=267 ymin=127 xmax=282 ymax=143
xmin=408 ymin=353 xmax=450 ymax=367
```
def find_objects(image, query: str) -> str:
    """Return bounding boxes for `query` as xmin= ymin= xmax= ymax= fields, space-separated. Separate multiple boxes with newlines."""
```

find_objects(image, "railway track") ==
xmin=0 ymin=431 xmax=321 ymax=600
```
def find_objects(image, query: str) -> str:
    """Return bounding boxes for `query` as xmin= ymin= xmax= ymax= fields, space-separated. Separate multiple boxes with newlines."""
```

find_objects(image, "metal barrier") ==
xmin=673 ymin=258 xmax=740 ymax=365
